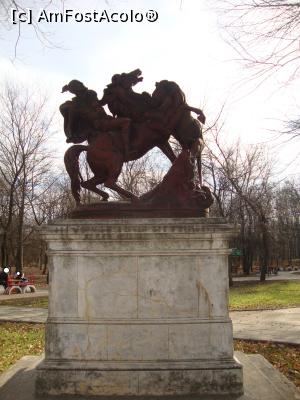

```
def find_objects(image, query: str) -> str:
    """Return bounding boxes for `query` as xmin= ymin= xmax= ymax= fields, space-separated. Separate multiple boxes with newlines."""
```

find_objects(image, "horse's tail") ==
xmin=187 ymin=106 xmax=206 ymax=125
xmin=64 ymin=145 xmax=88 ymax=205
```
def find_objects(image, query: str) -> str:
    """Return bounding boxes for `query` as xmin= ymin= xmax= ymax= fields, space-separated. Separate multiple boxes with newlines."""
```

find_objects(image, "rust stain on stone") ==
xmin=196 ymin=280 xmax=213 ymax=318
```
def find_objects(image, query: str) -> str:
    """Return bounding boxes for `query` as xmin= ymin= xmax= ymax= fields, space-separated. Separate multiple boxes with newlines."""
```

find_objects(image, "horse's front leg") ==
xmin=157 ymin=141 xmax=177 ymax=163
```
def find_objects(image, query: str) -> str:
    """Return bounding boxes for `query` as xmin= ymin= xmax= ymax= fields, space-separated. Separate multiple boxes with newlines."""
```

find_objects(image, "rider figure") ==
xmin=146 ymin=80 xmax=206 ymax=132
xmin=100 ymin=72 xmax=154 ymax=123
xmin=144 ymin=80 xmax=186 ymax=132
xmin=60 ymin=80 xmax=131 ymax=156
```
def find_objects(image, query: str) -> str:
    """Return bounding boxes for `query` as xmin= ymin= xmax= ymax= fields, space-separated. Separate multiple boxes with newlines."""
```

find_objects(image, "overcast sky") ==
xmin=0 ymin=0 xmax=299 ymax=177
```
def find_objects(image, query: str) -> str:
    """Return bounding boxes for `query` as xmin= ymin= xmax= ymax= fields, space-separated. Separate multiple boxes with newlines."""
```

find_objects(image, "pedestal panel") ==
xmin=36 ymin=218 xmax=243 ymax=396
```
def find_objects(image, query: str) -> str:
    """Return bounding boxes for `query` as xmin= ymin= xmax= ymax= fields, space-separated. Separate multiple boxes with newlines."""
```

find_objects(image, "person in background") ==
xmin=14 ymin=271 xmax=21 ymax=280
xmin=14 ymin=271 xmax=28 ymax=282
xmin=0 ymin=267 xmax=9 ymax=289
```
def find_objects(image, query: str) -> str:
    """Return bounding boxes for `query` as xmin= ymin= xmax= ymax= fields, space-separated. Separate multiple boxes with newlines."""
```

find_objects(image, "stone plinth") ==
xmin=36 ymin=218 xmax=243 ymax=397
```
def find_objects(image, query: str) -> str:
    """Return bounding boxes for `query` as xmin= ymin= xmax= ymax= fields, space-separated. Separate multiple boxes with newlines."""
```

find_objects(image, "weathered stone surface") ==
xmin=2 ymin=353 xmax=300 ymax=400
xmin=36 ymin=366 xmax=243 ymax=396
xmin=36 ymin=218 xmax=243 ymax=396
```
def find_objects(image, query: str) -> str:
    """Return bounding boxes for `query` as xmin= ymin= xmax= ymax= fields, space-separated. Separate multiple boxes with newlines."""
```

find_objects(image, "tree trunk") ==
xmin=260 ymin=220 xmax=270 ymax=282
xmin=42 ymin=251 xmax=48 ymax=275
xmin=1 ymin=231 xmax=9 ymax=267
xmin=39 ymin=240 xmax=43 ymax=270
xmin=15 ymin=176 xmax=26 ymax=273
xmin=1 ymin=181 xmax=17 ymax=268
xmin=242 ymin=251 xmax=252 ymax=275
xmin=15 ymin=216 xmax=24 ymax=273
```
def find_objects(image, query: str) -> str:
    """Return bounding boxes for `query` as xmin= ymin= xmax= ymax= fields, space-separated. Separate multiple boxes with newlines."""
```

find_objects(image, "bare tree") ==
xmin=272 ymin=180 xmax=300 ymax=265
xmin=213 ymin=1 xmax=300 ymax=157
xmin=207 ymin=128 xmax=275 ymax=281
xmin=0 ymin=0 xmax=64 ymax=58
xmin=203 ymin=153 xmax=234 ymax=218
xmin=115 ymin=151 xmax=166 ymax=198
xmin=216 ymin=0 xmax=300 ymax=83
xmin=284 ymin=117 xmax=300 ymax=138
xmin=28 ymin=171 xmax=74 ymax=224
xmin=0 ymin=82 xmax=54 ymax=272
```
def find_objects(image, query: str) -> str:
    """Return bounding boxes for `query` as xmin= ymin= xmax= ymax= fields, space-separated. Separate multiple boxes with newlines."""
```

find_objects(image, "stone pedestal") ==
xmin=36 ymin=218 xmax=243 ymax=397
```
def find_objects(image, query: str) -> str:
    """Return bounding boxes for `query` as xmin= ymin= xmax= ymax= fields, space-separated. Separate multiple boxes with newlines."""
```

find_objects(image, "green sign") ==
xmin=231 ymin=248 xmax=243 ymax=257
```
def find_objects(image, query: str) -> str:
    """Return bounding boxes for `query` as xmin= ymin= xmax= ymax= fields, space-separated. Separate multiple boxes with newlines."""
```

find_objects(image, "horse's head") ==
xmin=111 ymin=69 xmax=143 ymax=90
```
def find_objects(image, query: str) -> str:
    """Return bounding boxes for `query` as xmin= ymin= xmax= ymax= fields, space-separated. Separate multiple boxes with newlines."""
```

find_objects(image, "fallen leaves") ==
xmin=234 ymin=339 xmax=300 ymax=388
xmin=0 ymin=322 xmax=44 ymax=373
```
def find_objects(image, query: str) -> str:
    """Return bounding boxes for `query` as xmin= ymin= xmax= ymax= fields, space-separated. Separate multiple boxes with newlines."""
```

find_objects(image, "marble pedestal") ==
xmin=36 ymin=218 xmax=243 ymax=397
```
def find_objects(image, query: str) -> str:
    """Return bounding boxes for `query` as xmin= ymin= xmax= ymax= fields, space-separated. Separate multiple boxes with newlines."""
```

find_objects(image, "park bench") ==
xmin=3 ymin=275 xmax=36 ymax=295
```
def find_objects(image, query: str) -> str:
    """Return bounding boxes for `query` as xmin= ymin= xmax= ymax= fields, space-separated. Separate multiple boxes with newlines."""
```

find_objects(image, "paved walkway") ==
xmin=0 ymin=306 xmax=299 ymax=344
xmin=0 ymin=306 xmax=47 ymax=323
xmin=231 ymin=308 xmax=300 ymax=344
xmin=234 ymin=271 xmax=300 ymax=282
xmin=0 ymin=290 xmax=48 ymax=301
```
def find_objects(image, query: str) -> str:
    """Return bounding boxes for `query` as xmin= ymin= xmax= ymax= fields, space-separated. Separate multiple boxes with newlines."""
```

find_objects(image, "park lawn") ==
xmin=229 ymin=281 xmax=300 ymax=310
xmin=234 ymin=340 xmax=300 ymax=389
xmin=0 ymin=323 xmax=299 ymax=390
xmin=0 ymin=323 xmax=44 ymax=373
xmin=0 ymin=296 xmax=48 ymax=308
xmin=0 ymin=281 xmax=300 ymax=311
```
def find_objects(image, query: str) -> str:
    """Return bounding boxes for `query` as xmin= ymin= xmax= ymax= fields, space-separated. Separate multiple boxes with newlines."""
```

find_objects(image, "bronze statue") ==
xmin=61 ymin=70 xmax=213 ymax=213
xmin=99 ymin=69 xmax=154 ymax=123
xmin=60 ymin=80 xmax=131 ymax=155
xmin=100 ymin=70 xmax=206 ymax=183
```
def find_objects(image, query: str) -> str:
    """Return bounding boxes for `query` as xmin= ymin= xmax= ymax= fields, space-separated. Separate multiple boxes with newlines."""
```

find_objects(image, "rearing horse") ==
xmin=64 ymin=110 xmax=176 ymax=204
xmin=64 ymin=73 xmax=206 ymax=204
xmin=100 ymin=70 xmax=206 ymax=184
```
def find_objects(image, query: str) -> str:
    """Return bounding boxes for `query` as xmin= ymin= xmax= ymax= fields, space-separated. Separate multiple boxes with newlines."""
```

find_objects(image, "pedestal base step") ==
xmin=1 ymin=353 xmax=300 ymax=399
xmin=36 ymin=359 xmax=243 ymax=397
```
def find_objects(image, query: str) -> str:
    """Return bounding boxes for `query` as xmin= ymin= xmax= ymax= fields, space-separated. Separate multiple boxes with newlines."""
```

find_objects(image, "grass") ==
xmin=0 ymin=322 xmax=44 ymax=373
xmin=0 ymin=281 xmax=300 ymax=311
xmin=229 ymin=281 xmax=300 ymax=310
xmin=0 ymin=296 xmax=48 ymax=308
xmin=234 ymin=340 xmax=300 ymax=389
xmin=0 ymin=322 xmax=299 ymax=390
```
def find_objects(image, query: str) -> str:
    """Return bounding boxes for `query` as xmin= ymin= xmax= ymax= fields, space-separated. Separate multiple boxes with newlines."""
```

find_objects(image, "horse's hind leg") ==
xmin=104 ymin=177 xmax=138 ymax=201
xmin=81 ymin=176 xmax=109 ymax=201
